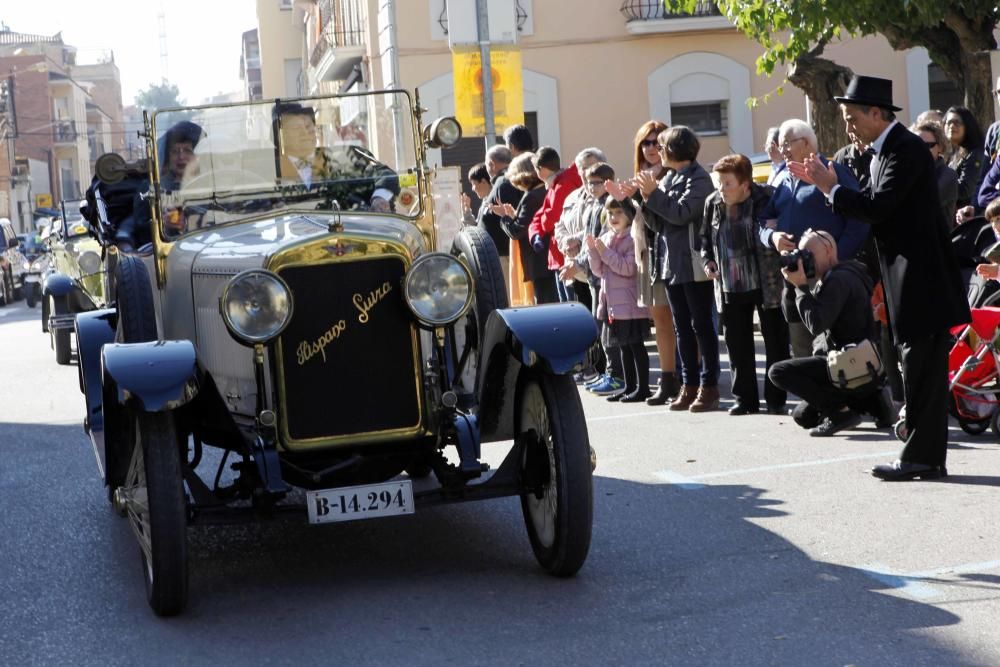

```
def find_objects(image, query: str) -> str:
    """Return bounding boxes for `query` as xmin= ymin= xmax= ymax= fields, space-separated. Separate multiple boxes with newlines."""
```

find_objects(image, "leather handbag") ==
xmin=827 ymin=339 xmax=883 ymax=390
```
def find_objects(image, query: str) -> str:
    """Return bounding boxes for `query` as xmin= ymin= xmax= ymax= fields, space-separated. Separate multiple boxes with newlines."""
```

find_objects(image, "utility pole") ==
xmin=475 ymin=0 xmax=496 ymax=148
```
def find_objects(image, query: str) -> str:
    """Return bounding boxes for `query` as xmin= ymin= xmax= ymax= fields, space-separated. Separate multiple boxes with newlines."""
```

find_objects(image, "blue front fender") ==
xmin=76 ymin=309 xmax=117 ymax=480
xmin=102 ymin=340 xmax=201 ymax=412
xmin=476 ymin=302 xmax=597 ymax=442
xmin=42 ymin=272 xmax=75 ymax=297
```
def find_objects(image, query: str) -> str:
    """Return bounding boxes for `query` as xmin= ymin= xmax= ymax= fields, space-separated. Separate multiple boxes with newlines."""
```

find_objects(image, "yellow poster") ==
xmin=452 ymin=47 xmax=523 ymax=137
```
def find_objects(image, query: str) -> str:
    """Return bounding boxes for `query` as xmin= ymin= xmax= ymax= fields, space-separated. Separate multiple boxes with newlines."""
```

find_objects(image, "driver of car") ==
xmin=274 ymin=102 xmax=399 ymax=212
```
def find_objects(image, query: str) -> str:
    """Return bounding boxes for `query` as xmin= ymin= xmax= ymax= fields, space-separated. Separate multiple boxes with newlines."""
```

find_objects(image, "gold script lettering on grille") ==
xmin=296 ymin=319 xmax=347 ymax=366
xmin=353 ymin=281 xmax=392 ymax=324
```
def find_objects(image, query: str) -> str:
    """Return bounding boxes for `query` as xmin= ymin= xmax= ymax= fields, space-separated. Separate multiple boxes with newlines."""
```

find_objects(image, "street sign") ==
xmin=35 ymin=193 xmax=53 ymax=209
xmin=452 ymin=47 xmax=524 ymax=138
xmin=446 ymin=0 xmax=518 ymax=47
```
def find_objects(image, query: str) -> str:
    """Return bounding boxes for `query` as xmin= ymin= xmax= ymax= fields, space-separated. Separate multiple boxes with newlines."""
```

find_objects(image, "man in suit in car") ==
xmin=275 ymin=102 xmax=399 ymax=212
xmin=790 ymin=75 xmax=970 ymax=481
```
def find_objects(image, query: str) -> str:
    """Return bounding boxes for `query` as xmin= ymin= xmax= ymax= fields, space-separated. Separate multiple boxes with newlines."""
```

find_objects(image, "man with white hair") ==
xmin=761 ymin=118 xmax=869 ymax=357
xmin=477 ymin=144 xmax=521 ymax=289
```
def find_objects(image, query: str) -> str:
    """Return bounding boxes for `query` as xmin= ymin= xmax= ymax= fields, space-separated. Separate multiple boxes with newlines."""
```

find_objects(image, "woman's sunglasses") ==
xmin=640 ymin=139 xmax=658 ymax=148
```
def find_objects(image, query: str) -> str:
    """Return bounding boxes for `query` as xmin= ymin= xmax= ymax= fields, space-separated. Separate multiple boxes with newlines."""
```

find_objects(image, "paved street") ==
xmin=3 ymin=298 xmax=1000 ymax=666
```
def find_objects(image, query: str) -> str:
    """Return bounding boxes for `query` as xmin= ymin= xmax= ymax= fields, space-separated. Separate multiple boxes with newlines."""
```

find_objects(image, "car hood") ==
xmin=171 ymin=213 xmax=426 ymax=276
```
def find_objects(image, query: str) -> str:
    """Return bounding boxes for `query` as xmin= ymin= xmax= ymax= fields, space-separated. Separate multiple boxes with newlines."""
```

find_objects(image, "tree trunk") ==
xmin=787 ymin=50 xmax=854 ymax=155
xmin=959 ymin=50 xmax=994 ymax=133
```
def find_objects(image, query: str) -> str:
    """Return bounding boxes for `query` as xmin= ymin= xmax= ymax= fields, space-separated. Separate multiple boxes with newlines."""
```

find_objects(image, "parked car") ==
xmin=0 ymin=218 xmax=27 ymax=306
xmin=77 ymin=89 xmax=598 ymax=616
xmin=41 ymin=201 xmax=107 ymax=363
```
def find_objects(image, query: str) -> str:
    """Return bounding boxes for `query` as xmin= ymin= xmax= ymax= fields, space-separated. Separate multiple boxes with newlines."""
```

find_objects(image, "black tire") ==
xmin=0 ymin=270 xmax=9 ymax=307
xmin=516 ymin=373 xmax=593 ymax=577
xmin=125 ymin=411 xmax=188 ymax=616
xmin=49 ymin=295 xmax=72 ymax=365
xmin=451 ymin=227 xmax=508 ymax=392
xmin=115 ymin=255 xmax=157 ymax=343
xmin=25 ymin=288 xmax=36 ymax=309
xmin=991 ymin=410 xmax=1000 ymax=438
xmin=960 ymin=417 xmax=990 ymax=435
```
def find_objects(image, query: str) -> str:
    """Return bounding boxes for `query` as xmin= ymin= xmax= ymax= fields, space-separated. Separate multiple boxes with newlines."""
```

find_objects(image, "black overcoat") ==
xmin=832 ymin=122 xmax=970 ymax=343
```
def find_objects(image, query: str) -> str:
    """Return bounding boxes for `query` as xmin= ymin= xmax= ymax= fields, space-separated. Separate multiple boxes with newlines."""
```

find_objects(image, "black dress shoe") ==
xmin=766 ymin=404 xmax=785 ymax=415
xmin=728 ymin=403 xmax=760 ymax=416
xmin=606 ymin=391 xmax=627 ymax=402
xmin=871 ymin=459 xmax=947 ymax=481
xmin=620 ymin=389 xmax=652 ymax=403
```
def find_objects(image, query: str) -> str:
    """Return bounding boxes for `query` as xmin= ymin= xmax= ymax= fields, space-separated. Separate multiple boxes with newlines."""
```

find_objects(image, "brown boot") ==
xmin=689 ymin=385 xmax=720 ymax=413
xmin=668 ymin=385 xmax=699 ymax=411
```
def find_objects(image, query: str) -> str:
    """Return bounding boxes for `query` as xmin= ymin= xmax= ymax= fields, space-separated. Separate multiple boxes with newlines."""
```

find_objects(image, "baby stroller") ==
xmin=948 ymin=307 xmax=1000 ymax=435
xmin=940 ymin=219 xmax=1000 ymax=436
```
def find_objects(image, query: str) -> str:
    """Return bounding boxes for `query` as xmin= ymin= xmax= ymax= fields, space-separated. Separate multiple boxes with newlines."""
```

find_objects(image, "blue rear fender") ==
xmin=42 ymin=272 xmax=75 ymax=298
xmin=475 ymin=302 xmax=597 ymax=443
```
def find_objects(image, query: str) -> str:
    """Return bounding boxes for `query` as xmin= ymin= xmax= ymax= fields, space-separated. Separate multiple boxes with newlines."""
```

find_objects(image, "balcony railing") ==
xmin=54 ymin=121 xmax=78 ymax=143
xmin=310 ymin=0 xmax=366 ymax=68
xmin=620 ymin=0 xmax=723 ymax=21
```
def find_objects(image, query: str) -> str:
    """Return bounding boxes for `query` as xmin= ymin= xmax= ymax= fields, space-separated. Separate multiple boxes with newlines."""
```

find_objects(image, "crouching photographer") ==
xmin=768 ymin=230 xmax=895 ymax=436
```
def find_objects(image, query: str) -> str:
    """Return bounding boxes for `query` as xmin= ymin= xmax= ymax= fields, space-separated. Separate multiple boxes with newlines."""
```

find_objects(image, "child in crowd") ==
xmin=587 ymin=197 xmax=651 ymax=402
xmin=975 ymin=198 xmax=1000 ymax=280
xmin=569 ymin=163 xmax=625 ymax=395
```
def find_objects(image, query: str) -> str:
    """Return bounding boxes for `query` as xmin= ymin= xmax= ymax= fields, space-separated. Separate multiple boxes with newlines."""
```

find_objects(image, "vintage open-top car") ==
xmin=75 ymin=89 xmax=598 ymax=615
xmin=40 ymin=200 xmax=107 ymax=363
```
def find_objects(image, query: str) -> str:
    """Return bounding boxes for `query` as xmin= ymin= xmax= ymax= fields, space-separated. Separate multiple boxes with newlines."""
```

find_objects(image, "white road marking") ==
xmin=859 ymin=563 xmax=940 ymax=600
xmin=654 ymin=451 xmax=898 ymax=489
xmin=586 ymin=411 xmax=664 ymax=423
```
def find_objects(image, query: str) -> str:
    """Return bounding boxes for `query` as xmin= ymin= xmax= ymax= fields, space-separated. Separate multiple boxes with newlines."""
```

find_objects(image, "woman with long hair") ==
xmin=495 ymin=153 xmax=555 ymax=304
xmin=944 ymin=106 xmax=985 ymax=210
xmin=631 ymin=120 xmax=680 ymax=405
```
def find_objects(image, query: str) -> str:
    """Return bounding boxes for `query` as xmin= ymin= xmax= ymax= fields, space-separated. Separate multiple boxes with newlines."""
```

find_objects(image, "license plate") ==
xmin=306 ymin=480 xmax=414 ymax=525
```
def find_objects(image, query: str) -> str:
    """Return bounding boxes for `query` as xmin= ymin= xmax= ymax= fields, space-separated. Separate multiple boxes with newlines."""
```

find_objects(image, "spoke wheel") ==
xmin=517 ymin=374 xmax=593 ymax=577
xmin=49 ymin=295 xmax=72 ymax=365
xmin=451 ymin=227 xmax=508 ymax=394
xmin=118 ymin=411 xmax=188 ymax=616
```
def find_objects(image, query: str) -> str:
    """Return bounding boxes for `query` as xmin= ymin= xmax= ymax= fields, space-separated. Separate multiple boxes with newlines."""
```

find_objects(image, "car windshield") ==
xmin=152 ymin=91 xmax=421 ymax=241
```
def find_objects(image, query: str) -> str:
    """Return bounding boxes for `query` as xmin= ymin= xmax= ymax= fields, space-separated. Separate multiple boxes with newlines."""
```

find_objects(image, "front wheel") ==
xmin=49 ymin=295 xmax=72 ymax=365
xmin=117 ymin=411 xmax=188 ymax=616
xmin=517 ymin=374 xmax=593 ymax=577
xmin=25 ymin=287 xmax=36 ymax=308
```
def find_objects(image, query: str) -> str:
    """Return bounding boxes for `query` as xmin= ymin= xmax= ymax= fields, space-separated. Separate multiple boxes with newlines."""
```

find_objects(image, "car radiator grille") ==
xmin=275 ymin=256 xmax=421 ymax=444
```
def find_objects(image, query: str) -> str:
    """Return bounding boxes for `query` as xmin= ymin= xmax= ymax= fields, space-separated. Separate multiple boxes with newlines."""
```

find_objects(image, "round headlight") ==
xmin=220 ymin=269 xmax=293 ymax=344
xmin=404 ymin=253 xmax=473 ymax=326
xmin=78 ymin=250 xmax=101 ymax=275
xmin=425 ymin=117 xmax=462 ymax=148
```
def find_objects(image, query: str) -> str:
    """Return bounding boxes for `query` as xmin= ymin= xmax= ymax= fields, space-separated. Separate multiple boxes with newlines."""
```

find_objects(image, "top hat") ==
xmin=833 ymin=75 xmax=902 ymax=111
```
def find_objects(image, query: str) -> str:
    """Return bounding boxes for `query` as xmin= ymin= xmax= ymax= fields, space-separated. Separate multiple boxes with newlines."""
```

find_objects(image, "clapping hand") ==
xmin=604 ymin=178 xmax=639 ymax=201
xmin=956 ymin=205 xmax=975 ymax=226
xmin=460 ymin=192 xmax=472 ymax=214
xmin=787 ymin=154 xmax=838 ymax=194
xmin=634 ymin=171 xmax=658 ymax=198
xmin=704 ymin=261 xmax=720 ymax=280
xmin=976 ymin=263 xmax=1000 ymax=279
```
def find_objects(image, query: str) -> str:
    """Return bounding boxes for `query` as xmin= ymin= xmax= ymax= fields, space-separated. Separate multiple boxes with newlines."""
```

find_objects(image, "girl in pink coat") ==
xmin=587 ymin=198 xmax=651 ymax=402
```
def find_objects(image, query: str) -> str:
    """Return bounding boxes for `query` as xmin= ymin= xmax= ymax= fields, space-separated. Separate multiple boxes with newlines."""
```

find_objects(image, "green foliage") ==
xmin=134 ymin=82 xmax=184 ymax=112
xmin=664 ymin=0 xmax=999 ymax=76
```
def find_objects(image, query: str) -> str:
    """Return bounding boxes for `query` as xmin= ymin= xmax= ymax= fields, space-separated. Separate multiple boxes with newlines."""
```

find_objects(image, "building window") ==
xmin=670 ymin=101 xmax=727 ymax=136
xmin=279 ymin=0 xmax=293 ymax=9
xmin=928 ymin=63 xmax=962 ymax=113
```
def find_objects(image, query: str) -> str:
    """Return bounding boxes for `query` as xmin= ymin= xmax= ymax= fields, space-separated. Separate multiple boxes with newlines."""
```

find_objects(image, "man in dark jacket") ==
xmin=478 ymin=145 xmax=521 ymax=288
xmin=768 ymin=230 xmax=892 ymax=436
xmin=792 ymin=75 xmax=970 ymax=481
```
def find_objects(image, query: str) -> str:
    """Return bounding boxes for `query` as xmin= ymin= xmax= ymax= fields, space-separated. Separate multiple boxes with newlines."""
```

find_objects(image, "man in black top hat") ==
xmin=790 ymin=74 xmax=970 ymax=481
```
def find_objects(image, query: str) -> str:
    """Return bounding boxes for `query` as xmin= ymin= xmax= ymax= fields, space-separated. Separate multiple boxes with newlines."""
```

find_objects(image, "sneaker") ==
xmin=809 ymin=410 xmax=863 ymax=437
xmin=585 ymin=373 xmax=609 ymax=391
xmin=591 ymin=376 xmax=625 ymax=396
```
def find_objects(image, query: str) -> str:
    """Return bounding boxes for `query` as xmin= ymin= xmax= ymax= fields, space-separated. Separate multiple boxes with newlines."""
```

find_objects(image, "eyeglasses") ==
xmin=779 ymin=137 xmax=805 ymax=151
xmin=923 ymin=140 xmax=938 ymax=149
xmin=945 ymin=118 xmax=963 ymax=127
xmin=657 ymin=144 xmax=669 ymax=153
xmin=640 ymin=139 xmax=658 ymax=148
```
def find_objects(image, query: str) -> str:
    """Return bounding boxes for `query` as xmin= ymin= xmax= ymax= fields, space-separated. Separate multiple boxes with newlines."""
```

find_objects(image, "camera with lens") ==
xmin=778 ymin=248 xmax=816 ymax=279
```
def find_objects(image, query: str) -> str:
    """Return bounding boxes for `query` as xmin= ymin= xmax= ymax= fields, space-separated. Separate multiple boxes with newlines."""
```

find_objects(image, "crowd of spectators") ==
xmin=459 ymin=74 xmax=994 ymax=480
